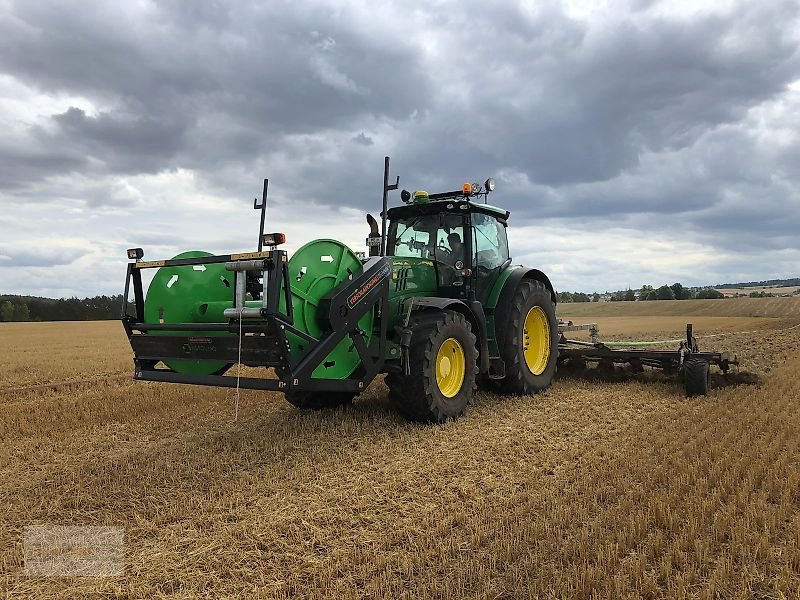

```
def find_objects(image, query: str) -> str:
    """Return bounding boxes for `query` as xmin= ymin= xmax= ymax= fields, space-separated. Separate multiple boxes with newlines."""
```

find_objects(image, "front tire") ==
xmin=498 ymin=280 xmax=558 ymax=394
xmin=387 ymin=310 xmax=478 ymax=422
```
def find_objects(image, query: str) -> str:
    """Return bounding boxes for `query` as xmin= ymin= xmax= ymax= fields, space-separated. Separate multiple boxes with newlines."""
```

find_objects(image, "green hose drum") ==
xmin=144 ymin=241 xmax=371 ymax=380
xmin=280 ymin=239 xmax=372 ymax=379
xmin=144 ymin=250 xmax=234 ymax=375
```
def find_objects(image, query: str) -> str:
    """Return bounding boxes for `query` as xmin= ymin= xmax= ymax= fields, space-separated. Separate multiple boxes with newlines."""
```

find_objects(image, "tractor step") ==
xmin=488 ymin=357 xmax=506 ymax=379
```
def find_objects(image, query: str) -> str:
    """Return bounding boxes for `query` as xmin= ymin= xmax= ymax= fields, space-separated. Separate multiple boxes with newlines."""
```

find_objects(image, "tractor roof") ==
xmin=386 ymin=200 xmax=510 ymax=222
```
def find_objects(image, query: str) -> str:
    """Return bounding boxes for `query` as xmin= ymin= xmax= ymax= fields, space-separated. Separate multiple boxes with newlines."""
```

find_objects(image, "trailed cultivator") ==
xmin=557 ymin=322 xmax=738 ymax=396
xmin=122 ymin=158 xmax=738 ymax=422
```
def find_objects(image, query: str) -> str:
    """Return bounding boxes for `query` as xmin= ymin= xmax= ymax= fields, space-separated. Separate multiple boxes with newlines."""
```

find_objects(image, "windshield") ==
xmin=388 ymin=214 xmax=465 ymax=263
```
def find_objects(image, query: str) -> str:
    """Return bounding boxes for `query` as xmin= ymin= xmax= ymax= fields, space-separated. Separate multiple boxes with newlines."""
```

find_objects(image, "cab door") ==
xmin=430 ymin=213 xmax=469 ymax=300
xmin=471 ymin=213 xmax=510 ymax=302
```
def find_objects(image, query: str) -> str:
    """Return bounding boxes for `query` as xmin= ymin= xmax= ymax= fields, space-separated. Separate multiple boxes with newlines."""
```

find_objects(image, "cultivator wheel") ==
xmin=498 ymin=279 xmax=559 ymax=394
xmin=387 ymin=310 xmax=478 ymax=423
xmin=274 ymin=364 xmax=357 ymax=411
xmin=284 ymin=391 xmax=356 ymax=410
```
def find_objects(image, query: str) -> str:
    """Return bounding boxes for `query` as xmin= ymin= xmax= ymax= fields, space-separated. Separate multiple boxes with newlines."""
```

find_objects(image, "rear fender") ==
xmin=408 ymin=297 xmax=489 ymax=374
xmin=487 ymin=268 xmax=557 ymax=348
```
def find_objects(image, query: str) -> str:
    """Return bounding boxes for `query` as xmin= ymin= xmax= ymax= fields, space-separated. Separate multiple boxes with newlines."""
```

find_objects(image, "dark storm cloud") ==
xmin=393 ymin=1 xmax=799 ymax=186
xmin=0 ymin=0 xmax=798 ymax=295
xmin=41 ymin=107 xmax=192 ymax=174
xmin=0 ymin=143 xmax=87 ymax=190
xmin=2 ymin=0 xmax=797 ymax=201
xmin=203 ymin=0 xmax=798 ymax=244
xmin=0 ymin=0 xmax=432 ymax=183
xmin=0 ymin=245 xmax=88 ymax=267
xmin=351 ymin=133 xmax=374 ymax=146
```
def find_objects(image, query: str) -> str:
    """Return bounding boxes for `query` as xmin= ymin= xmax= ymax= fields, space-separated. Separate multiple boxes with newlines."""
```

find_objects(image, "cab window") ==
xmin=472 ymin=213 xmax=509 ymax=269
xmin=389 ymin=214 xmax=466 ymax=265
xmin=392 ymin=218 xmax=430 ymax=258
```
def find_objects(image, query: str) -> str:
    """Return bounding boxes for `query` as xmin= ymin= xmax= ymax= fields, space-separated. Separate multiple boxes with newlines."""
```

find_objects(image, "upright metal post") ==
xmin=380 ymin=157 xmax=399 ymax=257
xmin=255 ymin=178 xmax=269 ymax=252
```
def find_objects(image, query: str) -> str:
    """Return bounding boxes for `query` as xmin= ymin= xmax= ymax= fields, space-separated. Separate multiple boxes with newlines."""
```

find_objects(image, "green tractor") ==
xmin=122 ymin=158 xmax=559 ymax=422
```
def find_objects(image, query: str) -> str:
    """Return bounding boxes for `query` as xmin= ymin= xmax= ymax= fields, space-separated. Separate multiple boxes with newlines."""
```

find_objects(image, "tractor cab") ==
xmin=384 ymin=182 xmax=511 ymax=303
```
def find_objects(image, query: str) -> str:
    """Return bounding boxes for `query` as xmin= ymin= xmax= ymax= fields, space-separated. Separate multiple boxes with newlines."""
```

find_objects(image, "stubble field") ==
xmin=1 ymin=297 xmax=800 ymax=598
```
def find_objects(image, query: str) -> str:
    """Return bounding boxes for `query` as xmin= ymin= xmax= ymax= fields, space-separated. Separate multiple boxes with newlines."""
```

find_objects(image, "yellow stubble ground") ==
xmin=1 ymin=302 xmax=799 ymax=598
xmin=0 ymin=321 xmax=131 ymax=388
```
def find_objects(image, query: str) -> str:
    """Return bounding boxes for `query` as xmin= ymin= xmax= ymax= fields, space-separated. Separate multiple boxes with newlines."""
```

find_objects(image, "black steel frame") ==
xmin=558 ymin=324 xmax=738 ymax=373
xmin=122 ymin=249 xmax=393 ymax=393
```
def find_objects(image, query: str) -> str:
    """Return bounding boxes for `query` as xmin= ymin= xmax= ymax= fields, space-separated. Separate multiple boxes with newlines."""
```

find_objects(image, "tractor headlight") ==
xmin=485 ymin=178 xmax=495 ymax=192
xmin=127 ymin=248 xmax=144 ymax=260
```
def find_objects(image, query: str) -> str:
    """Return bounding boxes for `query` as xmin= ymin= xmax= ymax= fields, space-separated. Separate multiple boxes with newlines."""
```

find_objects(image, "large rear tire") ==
xmin=387 ymin=310 xmax=478 ymax=423
xmin=498 ymin=280 xmax=558 ymax=394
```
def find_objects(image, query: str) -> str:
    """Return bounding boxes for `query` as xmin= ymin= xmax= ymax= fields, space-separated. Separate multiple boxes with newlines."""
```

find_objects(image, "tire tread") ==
xmin=498 ymin=279 xmax=559 ymax=395
xmin=387 ymin=310 xmax=478 ymax=422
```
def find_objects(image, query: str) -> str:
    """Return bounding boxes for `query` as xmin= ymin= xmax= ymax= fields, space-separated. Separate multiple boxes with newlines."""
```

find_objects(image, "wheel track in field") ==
xmin=0 ymin=373 xmax=132 ymax=397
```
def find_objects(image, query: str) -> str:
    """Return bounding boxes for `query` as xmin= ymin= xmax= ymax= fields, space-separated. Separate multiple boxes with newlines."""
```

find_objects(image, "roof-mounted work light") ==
xmin=261 ymin=232 xmax=286 ymax=247
xmin=485 ymin=177 xmax=495 ymax=192
xmin=127 ymin=248 xmax=144 ymax=260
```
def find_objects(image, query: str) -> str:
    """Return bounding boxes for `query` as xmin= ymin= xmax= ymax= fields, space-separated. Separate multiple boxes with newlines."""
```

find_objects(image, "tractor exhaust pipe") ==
xmin=366 ymin=213 xmax=380 ymax=257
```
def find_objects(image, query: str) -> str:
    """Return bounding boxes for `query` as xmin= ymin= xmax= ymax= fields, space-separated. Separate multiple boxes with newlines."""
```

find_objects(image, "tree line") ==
xmin=633 ymin=283 xmax=725 ymax=301
xmin=0 ymin=295 xmax=128 ymax=322
xmin=715 ymin=277 xmax=800 ymax=289
xmin=558 ymin=283 xmax=726 ymax=303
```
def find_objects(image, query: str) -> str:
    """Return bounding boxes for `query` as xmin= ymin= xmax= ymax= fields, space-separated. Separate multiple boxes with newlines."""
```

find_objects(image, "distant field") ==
xmin=564 ymin=316 xmax=782 ymax=337
xmin=557 ymin=295 xmax=800 ymax=319
xmin=715 ymin=285 xmax=800 ymax=297
xmin=2 ymin=306 xmax=800 ymax=597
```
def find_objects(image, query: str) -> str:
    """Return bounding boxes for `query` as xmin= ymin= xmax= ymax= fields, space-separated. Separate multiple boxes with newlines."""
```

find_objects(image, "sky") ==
xmin=0 ymin=0 xmax=798 ymax=297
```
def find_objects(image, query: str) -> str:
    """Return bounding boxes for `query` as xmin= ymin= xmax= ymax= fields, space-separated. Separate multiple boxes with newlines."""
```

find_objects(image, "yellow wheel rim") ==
xmin=523 ymin=306 xmax=551 ymax=376
xmin=436 ymin=337 xmax=466 ymax=398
